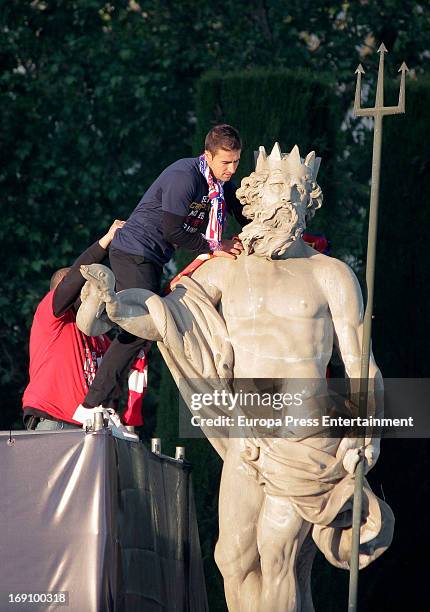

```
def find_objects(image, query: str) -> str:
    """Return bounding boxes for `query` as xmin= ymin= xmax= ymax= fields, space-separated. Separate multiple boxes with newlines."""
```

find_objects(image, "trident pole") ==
xmin=348 ymin=44 xmax=408 ymax=611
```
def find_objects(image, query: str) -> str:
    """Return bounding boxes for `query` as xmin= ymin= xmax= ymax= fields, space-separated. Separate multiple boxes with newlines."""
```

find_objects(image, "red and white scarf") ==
xmin=199 ymin=154 xmax=226 ymax=249
xmin=123 ymin=350 xmax=148 ymax=426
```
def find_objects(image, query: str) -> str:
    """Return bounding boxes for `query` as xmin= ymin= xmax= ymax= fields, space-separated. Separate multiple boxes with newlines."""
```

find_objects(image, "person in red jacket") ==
xmin=22 ymin=220 xmax=138 ymax=441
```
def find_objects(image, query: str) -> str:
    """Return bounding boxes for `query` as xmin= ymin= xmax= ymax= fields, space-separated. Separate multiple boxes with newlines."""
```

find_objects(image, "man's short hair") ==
xmin=50 ymin=267 xmax=71 ymax=290
xmin=205 ymin=124 xmax=242 ymax=155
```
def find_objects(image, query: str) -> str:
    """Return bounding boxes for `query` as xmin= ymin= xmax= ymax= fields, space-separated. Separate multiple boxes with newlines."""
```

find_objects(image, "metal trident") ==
xmin=348 ymin=44 xmax=408 ymax=612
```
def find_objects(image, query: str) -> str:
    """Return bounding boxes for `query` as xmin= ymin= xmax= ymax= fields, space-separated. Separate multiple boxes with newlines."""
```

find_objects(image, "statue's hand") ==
xmin=337 ymin=437 xmax=380 ymax=475
xmin=363 ymin=438 xmax=380 ymax=472
xmin=80 ymin=264 xmax=115 ymax=303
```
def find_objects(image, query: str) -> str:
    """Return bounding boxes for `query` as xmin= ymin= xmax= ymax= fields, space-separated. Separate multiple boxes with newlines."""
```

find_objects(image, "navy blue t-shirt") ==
xmin=112 ymin=157 xmax=246 ymax=267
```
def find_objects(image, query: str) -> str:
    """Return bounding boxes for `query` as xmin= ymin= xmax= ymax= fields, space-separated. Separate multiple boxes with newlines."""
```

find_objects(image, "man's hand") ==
xmin=213 ymin=238 xmax=244 ymax=259
xmin=336 ymin=436 xmax=381 ymax=475
xmin=98 ymin=219 xmax=126 ymax=250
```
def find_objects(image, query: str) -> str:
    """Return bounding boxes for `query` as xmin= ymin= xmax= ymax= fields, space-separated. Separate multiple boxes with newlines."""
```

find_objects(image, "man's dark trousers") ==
xmin=84 ymin=247 xmax=162 ymax=408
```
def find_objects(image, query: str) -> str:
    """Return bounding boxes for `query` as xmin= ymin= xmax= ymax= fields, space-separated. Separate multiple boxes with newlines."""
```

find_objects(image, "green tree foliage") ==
xmin=0 ymin=0 xmax=202 ymax=405
xmin=1 ymin=1 xmax=430 ymax=607
xmin=2 ymin=0 xmax=429 ymax=411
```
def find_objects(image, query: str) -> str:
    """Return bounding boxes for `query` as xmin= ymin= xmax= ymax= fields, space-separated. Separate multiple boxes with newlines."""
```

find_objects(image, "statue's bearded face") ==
xmin=237 ymin=168 xmax=322 ymax=259
xmin=261 ymin=170 xmax=310 ymax=213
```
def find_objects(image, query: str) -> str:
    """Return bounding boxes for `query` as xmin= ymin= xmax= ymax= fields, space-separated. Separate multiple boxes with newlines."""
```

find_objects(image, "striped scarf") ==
xmin=122 ymin=350 xmax=148 ymax=426
xmin=199 ymin=154 xmax=226 ymax=248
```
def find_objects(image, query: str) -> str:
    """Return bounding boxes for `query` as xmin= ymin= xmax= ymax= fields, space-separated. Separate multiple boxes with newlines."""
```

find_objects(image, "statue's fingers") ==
xmin=364 ymin=445 xmax=380 ymax=473
xmin=343 ymin=449 xmax=360 ymax=474
xmin=336 ymin=436 xmax=356 ymax=459
xmin=80 ymin=264 xmax=92 ymax=280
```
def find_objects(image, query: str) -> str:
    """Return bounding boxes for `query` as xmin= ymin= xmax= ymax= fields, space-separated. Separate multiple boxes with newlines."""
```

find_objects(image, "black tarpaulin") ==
xmin=0 ymin=429 xmax=208 ymax=612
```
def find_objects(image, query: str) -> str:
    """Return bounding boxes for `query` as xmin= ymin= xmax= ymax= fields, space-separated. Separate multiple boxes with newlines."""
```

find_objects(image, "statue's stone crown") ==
xmin=256 ymin=143 xmax=321 ymax=182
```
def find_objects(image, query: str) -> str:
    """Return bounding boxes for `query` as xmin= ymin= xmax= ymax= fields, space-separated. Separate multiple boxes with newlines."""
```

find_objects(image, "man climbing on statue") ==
xmin=75 ymin=124 xmax=247 ymax=423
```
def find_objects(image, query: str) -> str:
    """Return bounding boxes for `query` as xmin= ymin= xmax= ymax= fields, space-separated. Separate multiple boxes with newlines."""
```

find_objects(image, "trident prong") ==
xmin=374 ymin=42 xmax=387 ymax=107
xmin=397 ymin=62 xmax=409 ymax=113
xmin=353 ymin=43 xmax=408 ymax=117
xmin=354 ymin=64 xmax=365 ymax=111
xmin=348 ymin=42 xmax=408 ymax=612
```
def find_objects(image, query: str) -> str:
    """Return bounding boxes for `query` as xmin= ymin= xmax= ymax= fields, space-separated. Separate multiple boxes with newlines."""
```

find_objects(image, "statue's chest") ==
xmin=222 ymin=258 xmax=327 ymax=320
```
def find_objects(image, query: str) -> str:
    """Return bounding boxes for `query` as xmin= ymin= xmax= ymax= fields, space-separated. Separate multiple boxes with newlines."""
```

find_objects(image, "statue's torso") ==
xmin=218 ymin=253 xmax=334 ymax=380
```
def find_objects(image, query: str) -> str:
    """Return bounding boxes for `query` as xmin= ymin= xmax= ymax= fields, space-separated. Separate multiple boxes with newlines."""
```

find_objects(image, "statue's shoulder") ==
xmin=309 ymin=250 xmax=355 ymax=275
xmin=190 ymin=256 xmax=236 ymax=291
xmin=309 ymin=253 xmax=362 ymax=300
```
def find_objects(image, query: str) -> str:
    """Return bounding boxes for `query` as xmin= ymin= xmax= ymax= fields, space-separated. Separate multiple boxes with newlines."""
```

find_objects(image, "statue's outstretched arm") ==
xmin=77 ymin=264 xmax=162 ymax=341
xmin=107 ymin=288 xmax=162 ymax=341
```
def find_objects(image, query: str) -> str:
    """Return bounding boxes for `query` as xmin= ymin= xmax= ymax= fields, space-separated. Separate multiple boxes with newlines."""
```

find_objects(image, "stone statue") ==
xmin=77 ymin=143 xmax=393 ymax=612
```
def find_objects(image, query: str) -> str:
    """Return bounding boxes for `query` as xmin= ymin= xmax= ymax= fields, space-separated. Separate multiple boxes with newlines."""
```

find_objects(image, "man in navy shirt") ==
xmin=76 ymin=124 xmax=246 ymax=419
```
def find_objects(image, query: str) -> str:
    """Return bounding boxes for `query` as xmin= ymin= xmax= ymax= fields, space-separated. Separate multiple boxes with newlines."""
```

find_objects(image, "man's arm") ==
xmin=161 ymin=170 xmax=243 ymax=258
xmin=162 ymin=210 xmax=212 ymax=254
xmin=161 ymin=170 xmax=212 ymax=255
xmin=163 ymin=212 xmax=243 ymax=259
xmin=323 ymin=259 xmax=383 ymax=473
xmin=53 ymin=220 xmax=124 ymax=316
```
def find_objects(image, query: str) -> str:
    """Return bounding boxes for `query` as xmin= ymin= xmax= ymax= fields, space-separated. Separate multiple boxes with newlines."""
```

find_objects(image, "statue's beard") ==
xmin=239 ymin=202 xmax=306 ymax=258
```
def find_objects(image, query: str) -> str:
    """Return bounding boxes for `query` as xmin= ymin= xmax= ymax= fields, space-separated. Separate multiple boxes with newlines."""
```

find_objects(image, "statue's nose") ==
xmin=281 ymin=185 xmax=292 ymax=201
